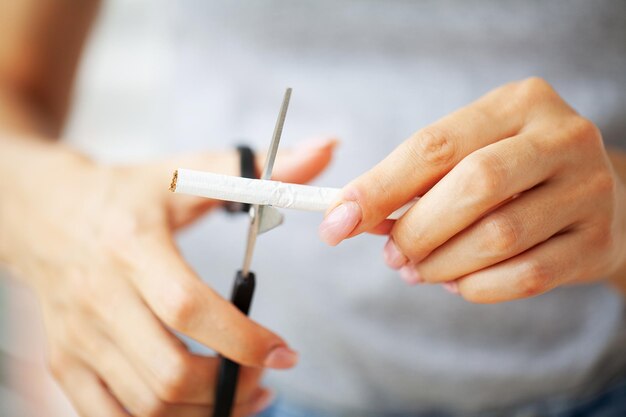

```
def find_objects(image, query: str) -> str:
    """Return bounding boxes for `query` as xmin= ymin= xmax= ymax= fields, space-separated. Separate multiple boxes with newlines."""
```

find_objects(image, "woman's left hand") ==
xmin=319 ymin=77 xmax=626 ymax=303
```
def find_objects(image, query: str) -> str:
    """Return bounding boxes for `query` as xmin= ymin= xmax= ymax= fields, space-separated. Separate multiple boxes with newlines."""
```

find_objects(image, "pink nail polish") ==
xmin=442 ymin=281 xmax=460 ymax=295
xmin=264 ymin=346 xmax=299 ymax=369
xmin=318 ymin=201 xmax=362 ymax=246
xmin=399 ymin=265 xmax=423 ymax=285
xmin=383 ymin=238 xmax=408 ymax=269
xmin=297 ymin=136 xmax=339 ymax=151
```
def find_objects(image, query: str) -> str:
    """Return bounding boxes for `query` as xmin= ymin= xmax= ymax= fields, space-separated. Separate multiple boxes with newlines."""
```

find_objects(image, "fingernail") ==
xmin=399 ymin=265 xmax=423 ymax=285
xmin=442 ymin=281 xmax=460 ymax=295
xmin=297 ymin=136 xmax=339 ymax=152
xmin=383 ymin=238 xmax=408 ymax=269
xmin=264 ymin=346 xmax=299 ymax=369
xmin=252 ymin=390 xmax=275 ymax=413
xmin=319 ymin=201 xmax=362 ymax=246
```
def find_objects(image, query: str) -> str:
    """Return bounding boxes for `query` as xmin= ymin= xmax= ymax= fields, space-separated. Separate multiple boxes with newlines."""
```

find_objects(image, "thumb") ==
xmin=270 ymin=136 xmax=339 ymax=184
xmin=162 ymin=136 xmax=339 ymax=228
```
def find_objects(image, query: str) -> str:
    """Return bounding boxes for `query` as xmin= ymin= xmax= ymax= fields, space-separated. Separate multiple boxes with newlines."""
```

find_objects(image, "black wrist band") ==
xmin=237 ymin=145 xmax=256 ymax=180
xmin=225 ymin=145 xmax=256 ymax=213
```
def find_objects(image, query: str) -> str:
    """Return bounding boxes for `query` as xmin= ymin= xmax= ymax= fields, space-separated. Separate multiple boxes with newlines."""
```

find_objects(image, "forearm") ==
xmin=608 ymin=148 xmax=626 ymax=296
xmin=0 ymin=87 xmax=49 ymax=136
xmin=0 ymin=0 xmax=101 ymax=137
xmin=0 ymin=80 xmax=92 ymax=274
xmin=0 ymin=0 xmax=101 ymax=274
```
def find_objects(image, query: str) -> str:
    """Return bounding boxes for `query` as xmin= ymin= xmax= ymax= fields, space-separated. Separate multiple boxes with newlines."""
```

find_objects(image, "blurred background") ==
xmin=2 ymin=1 xmax=626 ymax=416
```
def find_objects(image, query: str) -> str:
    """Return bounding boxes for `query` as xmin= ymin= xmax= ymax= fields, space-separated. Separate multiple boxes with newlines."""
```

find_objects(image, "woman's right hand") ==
xmin=0 ymin=136 xmax=337 ymax=417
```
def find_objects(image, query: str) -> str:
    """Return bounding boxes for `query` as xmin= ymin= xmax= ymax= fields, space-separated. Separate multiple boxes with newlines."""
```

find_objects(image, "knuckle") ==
xmin=343 ymin=179 xmax=381 ymax=219
xmin=392 ymin=223 xmax=433 ymax=262
xmin=462 ymin=152 xmax=505 ymax=197
xmin=518 ymin=261 xmax=551 ymax=297
xmin=516 ymin=76 xmax=555 ymax=102
xmin=135 ymin=394 xmax=168 ymax=417
xmin=586 ymin=223 xmax=614 ymax=253
xmin=410 ymin=127 xmax=457 ymax=166
xmin=155 ymin=351 xmax=193 ymax=402
xmin=481 ymin=213 xmax=522 ymax=256
xmin=47 ymin=350 xmax=67 ymax=380
xmin=592 ymin=171 xmax=617 ymax=198
xmin=566 ymin=116 xmax=603 ymax=149
xmin=156 ymin=282 xmax=198 ymax=331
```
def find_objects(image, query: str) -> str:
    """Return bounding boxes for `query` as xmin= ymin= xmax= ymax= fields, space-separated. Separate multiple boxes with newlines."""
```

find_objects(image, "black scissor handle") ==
xmin=212 ymin=270 xmax=256 ymax=417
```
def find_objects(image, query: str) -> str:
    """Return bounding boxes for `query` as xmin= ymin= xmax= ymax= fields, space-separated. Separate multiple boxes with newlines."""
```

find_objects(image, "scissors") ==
xmin=212 ymin=88 xmax=292 ymax=417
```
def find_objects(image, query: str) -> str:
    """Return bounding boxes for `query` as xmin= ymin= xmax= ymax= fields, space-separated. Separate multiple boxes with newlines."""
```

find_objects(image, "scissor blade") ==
xmin=258 ymin=206 xmax=284 ymax=234
xmin=260 ymin=88 xmax=291 ymax=181
xmin=241 ymin=89 xmax=292 ymax=276
xmin=254 ymin=87 xmax=291 ymax=235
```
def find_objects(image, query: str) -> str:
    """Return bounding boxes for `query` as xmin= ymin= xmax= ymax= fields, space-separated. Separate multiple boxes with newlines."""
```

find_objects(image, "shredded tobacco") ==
xmin=169 ymin=170 xmax=178 ymax=192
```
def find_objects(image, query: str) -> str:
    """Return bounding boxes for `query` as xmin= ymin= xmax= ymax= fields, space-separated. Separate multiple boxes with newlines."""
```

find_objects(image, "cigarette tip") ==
xmin=169 ymin=170 xmax=178 ymax=192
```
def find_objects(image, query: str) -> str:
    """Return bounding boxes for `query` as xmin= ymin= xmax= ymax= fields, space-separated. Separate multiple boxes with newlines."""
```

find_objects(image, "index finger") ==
xmin=127 ymin=229 xmax=298 ymax=370
xmin=319 ymin=79 xmax=542 ymax=246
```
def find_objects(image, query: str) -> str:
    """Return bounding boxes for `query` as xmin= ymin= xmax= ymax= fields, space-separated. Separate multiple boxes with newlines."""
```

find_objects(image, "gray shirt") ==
xmin=65 ymin=0 xmax=626 ymax=414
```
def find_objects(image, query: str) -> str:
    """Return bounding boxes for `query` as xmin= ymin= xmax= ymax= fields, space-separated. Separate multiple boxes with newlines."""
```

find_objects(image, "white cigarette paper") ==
xmin=171 ymin=169 xmax=414 ymax=220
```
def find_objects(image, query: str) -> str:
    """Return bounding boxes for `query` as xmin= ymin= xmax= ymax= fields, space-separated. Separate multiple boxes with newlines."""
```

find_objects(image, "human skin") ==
xmin=319 ymin=77 xmax=626 ymax=303
xmin=0 ymin=1 xmax=337 ymax=416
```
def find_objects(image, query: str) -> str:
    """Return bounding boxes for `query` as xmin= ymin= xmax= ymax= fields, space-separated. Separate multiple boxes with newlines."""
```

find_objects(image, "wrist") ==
xmin=0 ymin=137 xmax=95 ymax=280
xmin=607 ymin=149 xmax=626 ymax=294
xmin=608 ymin=191 xmax=626 ymax=293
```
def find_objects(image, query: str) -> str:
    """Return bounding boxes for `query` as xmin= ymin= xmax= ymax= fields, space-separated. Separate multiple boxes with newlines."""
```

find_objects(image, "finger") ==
xmin=88 ymin=282 xmax=262 ymax=406
xmin=61 ymin=286 xmax=264 ymax=411
xmin=368 ymin=219 xmax=395 ymax=236
xmin=67 ymin=325 xmax=212 ymax=417
xmin=270 ymin=136 xmax=339 ymax=184
xmin=455 ymin=230 xmax=599 ymax=303
xmin=164 ymin=137 xmax=338 ymax=228
xmin=411 ymin=179 xmax=589 ymax=283
xmin=165 ymin=136 xmax=338 ymax=183
xmin=319 ymin=80 xmax=536 ymax=246
xmin=232 ymin=388 xmax=276 ymax=417
xmin=48 ymin=351 xmax=130 ymax=417
xmin=390 ymin=132 xmax=565 ymax=264
xmin=131 ymin=230 xmax=298 ymax=369
xmin=103 ymin=286 xmax=263 ymax=405
xmin=64 ymin=281 xmax=264 ymax=409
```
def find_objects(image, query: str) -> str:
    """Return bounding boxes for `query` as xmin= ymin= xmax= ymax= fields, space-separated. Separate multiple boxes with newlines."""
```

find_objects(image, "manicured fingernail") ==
xmin=264 ymin=346 xmax=299 ymax=369
xmin=297 ymin=136 xmax=339 ymax=152
xmin=442 ymin=281 xmax=460 ymax=294
xmin=319 ymin=201 xmax=361 ymax=246
xmin=252 ymin=390 xmax=275 ymax=413
xmin=399 ymin=265 xmax=423 ymax=285
xmin=383 ymin=238 xmax=408 ymax=269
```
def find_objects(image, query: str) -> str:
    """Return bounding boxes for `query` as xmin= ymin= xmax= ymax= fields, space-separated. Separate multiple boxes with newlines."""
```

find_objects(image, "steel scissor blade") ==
xmin=260 ymin=88 xmax=291 ymax=181
xmin=241 ymin=88 xmax=291 ymax=276
xmin=258 ymin=206 xmax=284 ymax=234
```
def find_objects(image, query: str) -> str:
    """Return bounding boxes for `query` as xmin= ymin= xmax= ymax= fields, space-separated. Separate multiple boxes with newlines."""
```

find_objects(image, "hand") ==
xmin=319 ymin=77 xmax=626 ymax=303
xmin=0 ymin=136 xmax=337 ymax=417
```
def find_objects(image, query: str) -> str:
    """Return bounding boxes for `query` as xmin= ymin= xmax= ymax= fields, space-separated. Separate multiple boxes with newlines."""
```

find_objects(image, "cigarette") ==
xmin=170 ymin=169 xmax=415 ymax=220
